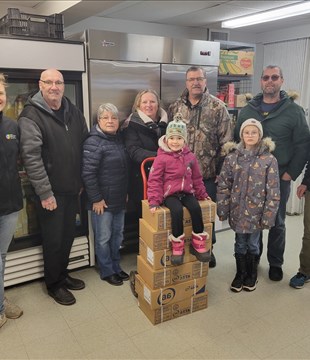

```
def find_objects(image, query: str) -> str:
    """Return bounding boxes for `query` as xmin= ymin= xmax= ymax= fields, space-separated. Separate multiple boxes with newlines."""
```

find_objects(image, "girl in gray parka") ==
xmin=217 ymin=118 xmax=280 ymax=293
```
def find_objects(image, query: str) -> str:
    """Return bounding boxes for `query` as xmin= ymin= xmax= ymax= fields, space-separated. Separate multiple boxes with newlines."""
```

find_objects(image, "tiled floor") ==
xmin=2 ymin=214 xmax=310 ymax=359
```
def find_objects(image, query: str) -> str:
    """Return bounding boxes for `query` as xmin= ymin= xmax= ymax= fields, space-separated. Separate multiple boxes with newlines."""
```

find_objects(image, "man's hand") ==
xmin=92 ymin=199 xmax=108 ymax=215
xmin=281 ymin=172 xmax=292 ymax=181
xmin=42 ymin=196 xmax=57 ymax=211
xmin=297 ymin=184 xmax=307 ymax=199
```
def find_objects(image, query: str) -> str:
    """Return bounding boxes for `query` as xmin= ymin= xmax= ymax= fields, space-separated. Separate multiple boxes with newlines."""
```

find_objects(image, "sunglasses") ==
xmin=261 ymin=74 xmax=281 ymax=81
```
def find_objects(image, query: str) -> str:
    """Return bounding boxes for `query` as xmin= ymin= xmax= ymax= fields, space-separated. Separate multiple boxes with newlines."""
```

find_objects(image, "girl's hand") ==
xmin=150 ymin=207 xmax=158 ymax=214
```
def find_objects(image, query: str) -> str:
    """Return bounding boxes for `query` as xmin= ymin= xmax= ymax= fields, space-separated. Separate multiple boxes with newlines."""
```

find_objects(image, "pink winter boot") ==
xmin=169 ymin=234 xmax=185 ymax=265
xmin=190 ymin=231 xmax=211 ymax=263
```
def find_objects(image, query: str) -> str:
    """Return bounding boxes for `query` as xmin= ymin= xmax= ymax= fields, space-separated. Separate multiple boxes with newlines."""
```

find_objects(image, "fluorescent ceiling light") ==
xmin=222 ymin=2 xmax=310 ymax=29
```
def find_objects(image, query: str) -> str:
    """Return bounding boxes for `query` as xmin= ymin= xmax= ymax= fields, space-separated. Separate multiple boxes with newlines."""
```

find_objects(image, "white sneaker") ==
xmin=0 ymin=312 xmax=7 ymax=328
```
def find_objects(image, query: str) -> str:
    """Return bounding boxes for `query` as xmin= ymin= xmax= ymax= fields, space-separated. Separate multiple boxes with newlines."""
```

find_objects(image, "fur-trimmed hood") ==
xmin=121 ymin=107 xmax=168 ymax=129
xmin=245 ymin=90 xmax=299 ymax=102
xmin=222 ymin=137 xmax=275 ymax=156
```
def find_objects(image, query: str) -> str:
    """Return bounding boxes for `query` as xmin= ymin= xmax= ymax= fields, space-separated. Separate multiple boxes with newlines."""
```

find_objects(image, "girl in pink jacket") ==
xmin=147 ymin=113 xmax=210 ymax=265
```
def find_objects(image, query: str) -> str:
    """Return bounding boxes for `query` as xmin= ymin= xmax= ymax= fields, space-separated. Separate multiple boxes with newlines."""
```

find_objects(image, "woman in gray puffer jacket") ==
xmin=217 ymin=118 xmax=280 ymax=293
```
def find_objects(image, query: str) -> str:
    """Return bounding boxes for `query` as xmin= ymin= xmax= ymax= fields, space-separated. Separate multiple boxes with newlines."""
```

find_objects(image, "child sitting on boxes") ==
xmin=217 ymin=118 xmax=280 ymax=292
xmin=147 ymin=113 xmax=211 ymax=265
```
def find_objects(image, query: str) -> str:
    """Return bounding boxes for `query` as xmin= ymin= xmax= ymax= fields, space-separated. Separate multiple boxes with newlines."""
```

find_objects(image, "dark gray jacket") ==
xmin=18 ymin=91 xmax=88 ymax=200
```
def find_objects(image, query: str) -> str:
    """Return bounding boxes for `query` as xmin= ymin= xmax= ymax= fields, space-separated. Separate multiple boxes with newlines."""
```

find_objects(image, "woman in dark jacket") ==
xmin=82 ymin=103 xmax=129 ymax=286
xmin=0 ymin=73 xmax=23 ymax=328
xmin=123 ymin=89 xmax=168 ymax=219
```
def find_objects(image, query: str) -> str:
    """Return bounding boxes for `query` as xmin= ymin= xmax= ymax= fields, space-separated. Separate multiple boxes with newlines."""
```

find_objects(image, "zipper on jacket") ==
xmin=181 ymin=176 xmax=185 ymax=191
xmin=192 ymin=106 xmax=202 ymax=152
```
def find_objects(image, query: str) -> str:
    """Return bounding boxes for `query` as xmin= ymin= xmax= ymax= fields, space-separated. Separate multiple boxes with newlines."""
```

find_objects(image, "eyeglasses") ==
xmin=261 ymin=75 xmax=281 ymax=81
xmin=40 ymin=79 xmax=64 ymax=86
xmin=243 ymin=131 xmax=259 ymax=137
xmin=99 ymin=116 xmax=118 ymax=121
xmin=186 ymin=77 xmax=205 ymax=83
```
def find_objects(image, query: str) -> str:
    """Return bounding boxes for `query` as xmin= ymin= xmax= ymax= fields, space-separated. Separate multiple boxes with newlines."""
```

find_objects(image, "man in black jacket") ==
xmin=0 ymin=73 xmax=23 ymax=327
xmin=18 ymin=69 xmax=89 ymax=305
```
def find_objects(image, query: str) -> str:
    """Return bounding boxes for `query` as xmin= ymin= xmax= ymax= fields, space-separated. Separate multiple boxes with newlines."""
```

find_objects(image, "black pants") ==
xmin=35 ymin=194 xmax=78 ymax=291
xmin=203 ymin=177 xmax=217 ymax=245
xmin=164 ymin=193 xmax=204 ymax=237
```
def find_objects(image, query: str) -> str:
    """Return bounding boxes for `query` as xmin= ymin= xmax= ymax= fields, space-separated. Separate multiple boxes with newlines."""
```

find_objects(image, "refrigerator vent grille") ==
xmin=208 ymin=29 xmax=229 ymax=42
xmin=4 ymin=236 xmax=90 ymax=287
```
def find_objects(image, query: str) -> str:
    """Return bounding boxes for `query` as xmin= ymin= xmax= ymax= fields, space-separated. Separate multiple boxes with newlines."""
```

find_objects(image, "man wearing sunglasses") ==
xmin=235 ymin=65 xmax=310 ymax=282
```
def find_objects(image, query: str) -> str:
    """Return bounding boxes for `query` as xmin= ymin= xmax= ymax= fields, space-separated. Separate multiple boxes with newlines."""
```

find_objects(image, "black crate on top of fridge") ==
xmin=0 ymin=8 xmax=64 ymax=39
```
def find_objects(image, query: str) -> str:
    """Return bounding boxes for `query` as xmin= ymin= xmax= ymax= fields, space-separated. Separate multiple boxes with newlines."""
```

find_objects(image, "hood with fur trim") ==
xmin=222 ymin=137 xmax=275 ymax=157
xmin=245 ymin=89 xmax=299 ymax=104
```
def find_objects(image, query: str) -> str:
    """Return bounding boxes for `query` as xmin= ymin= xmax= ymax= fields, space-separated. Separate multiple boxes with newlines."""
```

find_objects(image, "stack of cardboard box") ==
xmin=135 ymin=199 xmax=216 ymax=325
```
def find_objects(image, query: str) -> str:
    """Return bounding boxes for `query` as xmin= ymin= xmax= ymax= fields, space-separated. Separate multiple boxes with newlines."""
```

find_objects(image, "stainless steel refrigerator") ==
xmin=69 ymin=29 xmax=221 ymax=246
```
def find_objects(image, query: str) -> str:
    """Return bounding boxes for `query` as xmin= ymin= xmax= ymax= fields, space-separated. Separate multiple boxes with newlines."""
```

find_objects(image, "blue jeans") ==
xmin=235 ymin=231 xmax=260 ymax=255
xmin=0 ymin=211 xmax=19 ymax=314
xmin=267 ymin=179 xmax=291 ymax=267
xmin=91 ymin=210 xmax=125 ymax=278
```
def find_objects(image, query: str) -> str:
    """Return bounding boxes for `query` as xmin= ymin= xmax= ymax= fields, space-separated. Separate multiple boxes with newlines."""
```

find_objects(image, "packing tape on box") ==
xmin=158 ymin=205 xmax=167 ymax=229
xmin=163 ymin=249 xmax=167 ymax=267
xmin=192 ymin=278 xmax=197 ymax=296
xmin=164 ymin=266 xmax=167 ymax=286
xmin=159 ymin=288 xmax=164 ymax=323
xmin=166 ymin=229 xmax=170 ymax=249
xmin=199 ymin=262 xmax=203 ymax=277
xmin=205 ymin=202 xmax=212 ymax=223
xmin=160 ymin=301 xmax=164 ymax=323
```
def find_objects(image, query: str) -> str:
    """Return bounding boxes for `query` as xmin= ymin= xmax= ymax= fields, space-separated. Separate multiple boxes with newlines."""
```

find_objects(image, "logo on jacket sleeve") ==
xmin=6 ymin=133 xmax=17 ymax=140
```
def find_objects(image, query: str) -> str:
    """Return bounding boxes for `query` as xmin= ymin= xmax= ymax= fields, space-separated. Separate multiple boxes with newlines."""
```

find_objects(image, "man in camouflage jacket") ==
xmin=168 ymin=66 xmax=233 ymax=267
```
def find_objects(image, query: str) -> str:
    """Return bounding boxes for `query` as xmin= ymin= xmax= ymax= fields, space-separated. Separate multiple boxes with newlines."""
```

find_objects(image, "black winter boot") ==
xmin=243 ymin=253 xmax=259 ymax=291
xmin=230 ymin=253 xmax=247 ymax=293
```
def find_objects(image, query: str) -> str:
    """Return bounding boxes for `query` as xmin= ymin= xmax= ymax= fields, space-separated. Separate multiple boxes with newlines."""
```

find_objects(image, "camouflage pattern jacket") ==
xmin=217 ymin=138 xmax=280 ymax=233
xmin=168 ymin=89 xmax=233 ymax=179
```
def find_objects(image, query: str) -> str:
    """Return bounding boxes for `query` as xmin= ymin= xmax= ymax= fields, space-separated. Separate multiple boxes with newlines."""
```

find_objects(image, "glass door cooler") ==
xmin=0 ymin=36 xmax=94 ymax=287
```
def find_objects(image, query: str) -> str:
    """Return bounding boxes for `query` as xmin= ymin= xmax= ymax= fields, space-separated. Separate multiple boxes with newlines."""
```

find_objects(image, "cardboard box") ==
xmin=139 ymin=218 xmax=213 ymax=251
xmin=219 ymin=50 xmax=254 ymax=75
xmin=142 ymin=199 xmax=216 ymax=231
xmin=234 ymin=94 xmax=247 ymax=108
xmin=135 ymin=273 xmax=207 ymax=309
xmin=137 ymin=255 xmax=209 ymax=289
xmin=139 ymin=238 xmax=198 ymax=269
xmin=138 ymin=292 xmax=208 ymax=325
xmin=139 ymin=235 xmax=211 ymax=270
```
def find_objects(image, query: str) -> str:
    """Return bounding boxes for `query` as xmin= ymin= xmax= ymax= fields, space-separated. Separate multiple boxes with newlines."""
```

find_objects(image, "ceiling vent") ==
xmin=208 ymin=29 xmax=230 ymax=42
